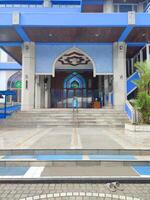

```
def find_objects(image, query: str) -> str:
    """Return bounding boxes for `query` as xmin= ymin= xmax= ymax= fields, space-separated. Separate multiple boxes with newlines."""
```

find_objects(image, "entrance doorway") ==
xmin=51 ymin=71 xmax=100 ymax=108
xmin=35 ymin=74 xmax=113 ymax=109
xmin=63 ymin=72 xmax=86 ymax=108
xmin=35 ymin=48 xmax=113 ymax=109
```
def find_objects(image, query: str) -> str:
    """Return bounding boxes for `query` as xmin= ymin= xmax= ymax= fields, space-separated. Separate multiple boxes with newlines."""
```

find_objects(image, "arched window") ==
xmin=7 ymin=71 xmax=22 ymax=103
xmin=64 ymin=72 xmax=86 ymax=89
xmin=7 ymin=71 xmax=22 ymax=89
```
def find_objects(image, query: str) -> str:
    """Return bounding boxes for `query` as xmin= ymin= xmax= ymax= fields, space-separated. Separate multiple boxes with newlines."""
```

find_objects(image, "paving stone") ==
xmin=0 ymin=183 xmax=148 ymax=200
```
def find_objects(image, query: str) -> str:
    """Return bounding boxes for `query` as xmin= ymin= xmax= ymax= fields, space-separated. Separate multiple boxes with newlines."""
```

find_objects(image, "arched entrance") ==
xmin=63 ymin=72 xmax=86 ymax=108
xmin=7 ymin=71 xmax=22 ymax=103
xmin=51 ymin=48 xmax=100 ymax=108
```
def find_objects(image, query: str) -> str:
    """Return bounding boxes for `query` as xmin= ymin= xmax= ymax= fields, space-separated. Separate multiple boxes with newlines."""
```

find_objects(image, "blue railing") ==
xmin=125 ymin=100 xmax=141 ymax=124
xmin=125 ymin=101 xmax=133 ymax=121
xmin=127 ymin=71 xmax=140 ymax=96
xmin=0 ymin=105 xmax=21 ymax=119
xmin=0 ymin=90 xmax=20 ymax=119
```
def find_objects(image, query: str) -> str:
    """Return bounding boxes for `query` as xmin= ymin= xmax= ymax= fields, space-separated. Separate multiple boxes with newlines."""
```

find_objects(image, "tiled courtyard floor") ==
xmin=0 ymin=127 xmax=149 ymax=149
xmin=0 ymin=183 xmax=149 ymax=200
xmin=0 ymin=120 xmax=150 ymax=200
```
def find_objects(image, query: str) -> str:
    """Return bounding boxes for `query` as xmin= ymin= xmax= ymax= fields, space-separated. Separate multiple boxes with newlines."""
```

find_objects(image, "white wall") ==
xmin=0 ymin=71 xmax=18 ymax=103
xmin=0 ymin=49 xmax=8 ymax=62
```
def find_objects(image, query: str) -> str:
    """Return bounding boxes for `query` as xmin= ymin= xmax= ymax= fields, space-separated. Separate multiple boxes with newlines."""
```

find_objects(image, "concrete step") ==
xmin=0 ymin=108 xmax=128 ymax=128
xmin=19 ymin=109 xmax=126 ymax=114
xmin=13 ymin=113 xmax=127 ymax=116
xmin=0 ymin=124 xmax=125 ymax=128
xmin=1 ymin=121 xmax=127 ymax=125
xmin=2 ymin=114 xmax=127 ymax=118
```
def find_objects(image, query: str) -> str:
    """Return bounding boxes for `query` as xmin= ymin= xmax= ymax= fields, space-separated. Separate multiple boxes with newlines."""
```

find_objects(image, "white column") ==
xmin=40 ymin=75 xmax=45 ymax=108
xmin=48 ymin=76 xmax=51 ymax=108
xmin=35 ymin=75 xmax=41 ymax=109
xmin=43 ymin=0 xmax=51 ymax=7
xmin=104 ymin=75 xmax=109 ymax=106
xmin=131 ymin=58 xmax=134 ymax=74
xmin=104 ymin=0 xmax=113 ymax=13
xmin=127 ymin=59 xmax=130 ymax=77
xmin=138 ymin=3 xmax=143 ymax=12
xmin=146 ymin=44 xmax=150 ymax=60
xmin=44 ymin=76 xmax=51 ymax=108
xmin=98 ymin=76 xmax=103 ymax=92
xmin=113 ymin=42 xmax=127 ymax=110
xmin=21 ymin=42 xmax=35 ymax=111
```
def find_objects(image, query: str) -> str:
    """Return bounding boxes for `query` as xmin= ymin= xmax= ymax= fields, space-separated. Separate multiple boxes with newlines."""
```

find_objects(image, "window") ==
xmin=52 ymin=5 xmax=80 ymax=8
xmin=114 ymin=4 xmax=138 ymax=12
xmin=119 ymin=5 xmax=132 ymax=12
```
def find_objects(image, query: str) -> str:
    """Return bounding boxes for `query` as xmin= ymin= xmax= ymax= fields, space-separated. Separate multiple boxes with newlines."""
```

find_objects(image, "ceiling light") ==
xmin=49 ymin=33 xmax=53 ymax=37
xmin=95 ymin=34 xmax=100 ymax=37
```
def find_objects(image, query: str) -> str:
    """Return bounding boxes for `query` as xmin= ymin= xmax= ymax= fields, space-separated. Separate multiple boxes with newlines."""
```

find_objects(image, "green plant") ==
xmin=134 ymin=92 xmax=150 ymax=124
xmin=134 ymin=61 xmax=150 ymax=92
xmin=133 ymin=61 xmax=150 ymax=124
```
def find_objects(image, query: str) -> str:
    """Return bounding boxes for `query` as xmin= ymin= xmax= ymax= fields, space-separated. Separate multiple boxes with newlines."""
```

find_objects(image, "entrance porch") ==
xmin=35 ymin=72 xmax=113 ymax=109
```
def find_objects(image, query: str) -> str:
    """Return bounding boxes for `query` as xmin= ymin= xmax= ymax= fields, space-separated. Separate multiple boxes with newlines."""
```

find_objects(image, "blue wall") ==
xmin=35 ymin=44 xmax=113 ymax=74
xmin=0 ymin=63 xmax=21 ymax=70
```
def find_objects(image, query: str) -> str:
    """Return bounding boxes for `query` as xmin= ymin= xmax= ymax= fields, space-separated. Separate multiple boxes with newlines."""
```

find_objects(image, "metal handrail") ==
xmin=125 ymin=100 xmax=141 ymax=124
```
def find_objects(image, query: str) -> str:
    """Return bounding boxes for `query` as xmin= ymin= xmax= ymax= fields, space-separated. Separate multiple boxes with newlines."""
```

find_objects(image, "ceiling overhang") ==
xmin=0 ymin=11 xmax=150 ymax=63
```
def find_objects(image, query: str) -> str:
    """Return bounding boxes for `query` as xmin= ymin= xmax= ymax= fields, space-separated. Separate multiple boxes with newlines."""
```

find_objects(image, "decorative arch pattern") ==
xmin=52 ymin=47 xmax=96 ymax=77
xmin=64 ymin=72 xmax=86 ymax=89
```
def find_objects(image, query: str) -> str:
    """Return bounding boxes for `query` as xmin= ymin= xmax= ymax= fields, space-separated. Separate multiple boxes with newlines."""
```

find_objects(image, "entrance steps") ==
xmin=0 ymin=108 xmax=128 ymax=128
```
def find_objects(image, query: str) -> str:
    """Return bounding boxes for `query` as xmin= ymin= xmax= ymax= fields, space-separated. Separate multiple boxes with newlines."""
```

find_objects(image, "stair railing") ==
xmin=127 ymin=71 xmax=140 ymax=96
xmin=125 ymin=100 xmax=141 ymax=124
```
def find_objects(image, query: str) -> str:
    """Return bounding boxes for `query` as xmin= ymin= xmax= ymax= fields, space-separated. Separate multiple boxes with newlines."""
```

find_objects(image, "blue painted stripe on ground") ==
xmin=2 ymin=154 xmax=137 ymax=161
xmin=89 ymin=155 xmax=136 ymax=160
xmin=3 ymin=155 xmax=36 ymax=160
xmin=2 ymin=154 xmax=83 ymax=160
xmin=0 ymin=167 xmax=29 ymax=176
xmin=133 ymin=166 xmax=150 ymax=175
xmin=37 ymin=155 xmax=83 ymax=160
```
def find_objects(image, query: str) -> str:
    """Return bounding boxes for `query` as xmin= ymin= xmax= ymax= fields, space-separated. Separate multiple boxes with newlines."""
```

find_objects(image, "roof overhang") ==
xmin=0 ymin=9 xmax=150 ymax=63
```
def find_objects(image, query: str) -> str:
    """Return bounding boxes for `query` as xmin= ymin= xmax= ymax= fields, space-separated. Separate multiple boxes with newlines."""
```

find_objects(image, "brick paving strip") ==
xmin=0 ymin=183 xmax=149 ymax=200
xmin=19 ymin=192 xmax=141 ymax=200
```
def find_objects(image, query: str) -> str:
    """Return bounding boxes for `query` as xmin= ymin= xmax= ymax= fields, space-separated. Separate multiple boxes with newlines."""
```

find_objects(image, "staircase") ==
xmin=127 ymin=71 xmax=139 ymax=96
xmin=0 ymin=109 xmax=128 ymax=128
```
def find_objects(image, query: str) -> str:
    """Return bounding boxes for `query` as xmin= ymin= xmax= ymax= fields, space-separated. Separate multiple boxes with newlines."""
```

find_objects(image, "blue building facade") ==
xmin=0 ymin=0 xmax=150 ymax=110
